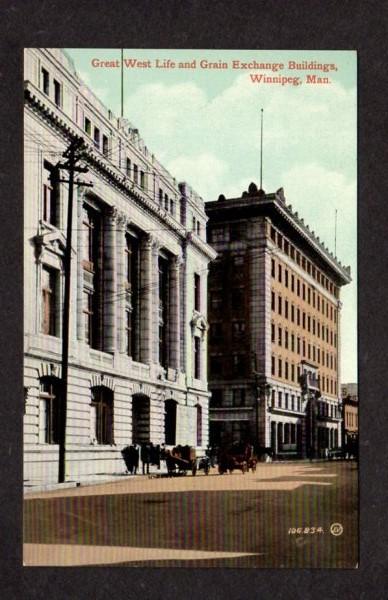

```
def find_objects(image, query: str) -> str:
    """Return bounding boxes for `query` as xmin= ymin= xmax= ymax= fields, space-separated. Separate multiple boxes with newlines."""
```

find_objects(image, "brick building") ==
xmin=206 ymin=184 xmax=351 ymax=458
xmin=24 ymin=48 xmax=216 ymax=484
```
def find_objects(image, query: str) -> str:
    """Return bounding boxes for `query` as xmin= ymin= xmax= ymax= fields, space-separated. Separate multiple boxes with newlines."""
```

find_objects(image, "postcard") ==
xmin=23 ymin=48 xmax=357 ymax=568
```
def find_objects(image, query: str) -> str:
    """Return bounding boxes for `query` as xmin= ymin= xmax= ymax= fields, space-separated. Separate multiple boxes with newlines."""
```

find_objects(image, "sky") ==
xmin=65 ymin=49 xmax=357 ymax=383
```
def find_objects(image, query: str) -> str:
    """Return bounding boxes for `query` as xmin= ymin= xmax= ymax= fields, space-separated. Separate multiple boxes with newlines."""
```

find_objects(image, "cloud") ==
xmin=166 ymin=153 xmax=228 ymax=200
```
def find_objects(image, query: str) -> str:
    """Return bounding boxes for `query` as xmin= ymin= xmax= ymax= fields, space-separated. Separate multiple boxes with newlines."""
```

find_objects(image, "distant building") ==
xmin=341 ymin=383 xmax=358 ymax=455
xmin=206 ymin=183 xmax=351 ymax=458
xmin=24 ymin=48 xmax=216 ymax=484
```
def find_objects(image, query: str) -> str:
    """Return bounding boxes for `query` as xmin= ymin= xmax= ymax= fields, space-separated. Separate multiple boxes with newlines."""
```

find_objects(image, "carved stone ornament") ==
xmin=190 ymin=310 xmax=208 ymax=337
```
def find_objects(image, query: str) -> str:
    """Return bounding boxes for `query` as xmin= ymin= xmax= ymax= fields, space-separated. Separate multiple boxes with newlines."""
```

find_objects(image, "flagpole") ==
xmin=260 ymin=108 xmax=264 ymax=189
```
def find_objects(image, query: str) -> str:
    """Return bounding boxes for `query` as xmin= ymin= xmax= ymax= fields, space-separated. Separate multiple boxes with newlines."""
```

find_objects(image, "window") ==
xmin=278 ymin=358 xmax=282 ymax=378
xmin=291 ymin=333 xmax=295 ymax=352
xmin=210 ymin=356 xmax=223 ymax=375
xmin=278 ymin=295 xmax=282 ymax=315
xmin=232 ymin=388 xmax=246 ymax=407
xmin=285 ymin=269 xmax=289 ymax=287
xmin=171 ymin=200 xmax=175 ymax=217
xmin=93 ymin=127 xmax=100 ymax=148
xmin=53 ymin=79 xmax=61 ymax=107
xmin=285 ymin=300 xmax=289 ymax=319
xmin=125 ymin=233 xmax=139 ymax=359
xmin=126 ymin=158 xmax=131 ymax=177
xmin=270 ymin=226 xmax=276 ymax=242
xmin=271 ymin=355 xmax=275 ymax=376
xmin=91 ymin=387 xmax=114 ymax=445
xmin=271 ymin=322 xmax=275 ymax=343
xmin=232 ymin=289 xmax=244 ymax=310
xmin=297 ymin=279 xmax=300 ymax=296
xmin=291 ymin=364 xmax=295 ymax=382
xmin=102 ymin=134 xmax=109 ymax=157
xmin=302 ymin=284 xmax=306 ymax=301
xmin=285 ymin=361 xmax=289 ymax=380
xmin=194 ymin=336 xmax=201 ymax=379
xmin=39 ymin=377 xmax=60 ymax=444
xmin=278 ymin=391 xmax=282 ymax=408
xmin=210 ymin=389 xmax=223 ymax=408
xmin=140 ymin=170 xmax=145 ymax=189
xmin=41 ymin=266 xmax=58 ymax=336
xmin=232 ymin=321 xmax=246 ymax=339
xmin=41 ymin=67 xmax=49 ymax=95
xmin=285 ymin=393 xmax=289 ymax=409
xmin=307 ymin=287 xmax=311 ymax=304
xmin=291 ymin=274 xmax=295 ymax=292
xmin=194 ymin=273 xmax=201 ymax=311
xmin=271 ymin=291 xmax=275 ymax=311
xmin=278 ymin=264 xmax=282 ymax=283
xmin=82 ymin=204 xmax=103 ymax=349
xmin=158 ymin=188 xmax=163 ymax=205
xmin=291 ymin=304 xmax=295 ymax=322
xmin=285 ymin=330 xmax=289 ymax=349
xmin=297 ymin=336 xmax=301 ymax=354
xmin=196 ymin=405 xmax=202 ymax=446
xmin=158 ymin=256 xmax=169 ymax=368
xmin=84 ymin=117 xmax=91 ymax=136
xmin=42 ymin=161 xmax=59 ymax=226
xmin=278 ymin=326 xmax=282 ymax=346
xmin=297 ymin=308 xmax=300 ymax=326
xmin=271 ymin=259 xmax=275 ymax=277
xmin=232 ymin=354 xmax=246 ymax=376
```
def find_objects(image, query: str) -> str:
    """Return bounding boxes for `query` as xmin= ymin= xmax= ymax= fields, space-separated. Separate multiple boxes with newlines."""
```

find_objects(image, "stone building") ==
xmin=206 ymin=184 xmax=351 ymax=458
xmin=24 ymin=48 xmax=216 ymax=484
xmin=341 ymin=383 xmax=358 ymax=456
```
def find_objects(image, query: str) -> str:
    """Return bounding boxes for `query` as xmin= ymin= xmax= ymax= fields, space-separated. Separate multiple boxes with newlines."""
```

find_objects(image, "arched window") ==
xmin=39 ymin=377 xmax=61 ymax=444
xmin=91 ymin=386 xmax=114 ymax=445
xmin=196 ymin=404 xmax=202 ymax=447
xmin=165 ymin=399 xmax=177 ymax=445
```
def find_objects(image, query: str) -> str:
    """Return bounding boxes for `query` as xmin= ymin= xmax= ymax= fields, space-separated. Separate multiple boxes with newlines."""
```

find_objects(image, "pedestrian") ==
xmin=141 ymin=442 xmax=151 ymax=475
xmin=121 ymin=445 xmax=133 ymax=474
xmin=129 ymin=443 xmax=140 ymax=475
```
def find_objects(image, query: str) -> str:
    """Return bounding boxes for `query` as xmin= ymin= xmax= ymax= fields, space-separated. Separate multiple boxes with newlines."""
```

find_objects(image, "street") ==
xmin=23 ymin=461 xmax=358 ymax=568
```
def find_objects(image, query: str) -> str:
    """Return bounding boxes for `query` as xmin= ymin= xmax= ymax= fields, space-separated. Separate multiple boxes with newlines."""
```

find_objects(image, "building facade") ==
xmin=341 ymin=383 xmax=358 ymax=456
xmin=206 ymin=184 xmax=351 ymax=459
xmin=24 ymin=48 xmax=216 ymax=484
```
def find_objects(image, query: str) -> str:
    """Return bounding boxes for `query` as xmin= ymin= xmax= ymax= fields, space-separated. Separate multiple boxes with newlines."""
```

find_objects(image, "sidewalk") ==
xmin=24 ymin=464 xmax=168 ymax=495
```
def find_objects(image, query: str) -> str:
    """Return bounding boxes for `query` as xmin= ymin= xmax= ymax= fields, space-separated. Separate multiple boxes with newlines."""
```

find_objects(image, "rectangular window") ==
xmin=278 ymin=264 xmax=282 ymax=283
xmin=39 ymin=379 xmax=60 ymax=444
xmin=41 ymin=67 xmax=49 ymax=95
xmin=278 ymin=326 xmax=282 ymax=346
xmin=93 ymin=127 xmax=100 ymax=148
xmin=194 ymin=273 xmax=201 ymax=311
xmin=42 ymin=161 xmax=58 ymax=226
xmin=297 ymin=308 xmax=300 ymax=326
xmin=82 ymin=205 xmax=103 ymax=349
xmin=291 ymin=274 xmax=295 ymax=292
xmin=53 ymin=79 xmax=61 ymax=107
xmin=158 ymin=256 xmax=169 ymax=368
xmin=278 ymin=295 xmax=282 ymax=316
xmin=297 ymin=279 xmax=300 ymax=296
xmin=302 ymin=284 xmax=306 ymax=301
xmin=302 ymin=312 xmax=306 ymax=329
xmin=291 ymin=304 xmax=295 ymax=322
xmin=285 ymin=330 xmax=289 ymax=349
xmin=297 ymin=337 xmax=300 ymax=354
xmin=232 ymin=388 xmax=246 ymax=407
xmin=271 ymin=291 xmax=275 ymax=311
xmin=194 ymin=337 xmax=201 ymax=379
xmin=41 ymin=266 xmax=58 ymax=336
xmin=140 ymin=170 xmax=145 ymax=189
xmin=84 ymin=117 xmax=91 ymax=136
xmin=285 ymin=392 xmax=289 ymax=409
xmin=285 ymin=300 xmax=289 ymax=319
xmin=291 ymin=334 xmax=295 ymax=352
xmin=291 ymin=364 xmax=295 ymax=382
xmin=102 ymin=134 xmax=109 ymax=157
xmin=285 ymin=361 xmax=289 ymax=380
xmin=271 ymin=322 xmax=275 ymax=342
xmin=271 ymin=259 xmax=275 ymax=277
xmin=278 ymin=391 xmax=282 ymax=408
xmin=271 ymin=355 xmax=275 ymax=376
xmin=232 ymin=321 xmax=246 ymax=339
xmin=285 ymin=269 xmax=289 ymax=287
xmin=278 ymin=358 xmax=282 ymax=378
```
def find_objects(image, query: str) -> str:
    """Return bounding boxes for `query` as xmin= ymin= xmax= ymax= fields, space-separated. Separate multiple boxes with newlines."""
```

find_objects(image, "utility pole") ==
xmin=57 ymin=138 xmax=92 ymax=483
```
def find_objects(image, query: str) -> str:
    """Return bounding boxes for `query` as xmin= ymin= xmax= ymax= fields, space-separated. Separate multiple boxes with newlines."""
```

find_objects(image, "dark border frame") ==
xmin=1 ymin=0 xmax=388 ymax=597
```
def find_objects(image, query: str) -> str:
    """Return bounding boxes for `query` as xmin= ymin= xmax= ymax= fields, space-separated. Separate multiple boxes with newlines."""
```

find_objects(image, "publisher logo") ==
xmin=330 ymin=523 xmax=344 ymax=536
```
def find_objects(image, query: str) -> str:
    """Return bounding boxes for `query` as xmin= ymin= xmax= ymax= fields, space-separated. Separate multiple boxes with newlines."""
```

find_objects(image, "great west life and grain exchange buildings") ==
xmin=24 ymin=49 xmax=216 ymax=483
xmin=206 ymin=185 xmax=351 ymax=458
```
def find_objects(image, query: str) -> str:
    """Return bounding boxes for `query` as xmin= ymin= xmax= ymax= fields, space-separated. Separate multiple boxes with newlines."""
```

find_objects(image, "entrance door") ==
xmin=132 ymin=394 xmax=150 ymax=443
xmin=165 ymin=399 xmax=177 ymax=445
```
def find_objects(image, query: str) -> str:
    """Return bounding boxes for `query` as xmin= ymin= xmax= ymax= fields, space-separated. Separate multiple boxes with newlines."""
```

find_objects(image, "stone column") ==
xmin=116 ymin=212 xmax=128 ymax=354
xmin=104 ymin=207 xmax=117 ymax=353
xmin=140 ymin=234 xmax=153 ymax=364
xmin=151 ymin=240 xmax=161 ymax=365
xmin=169 ymin=255 xmax=181 ymax=371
